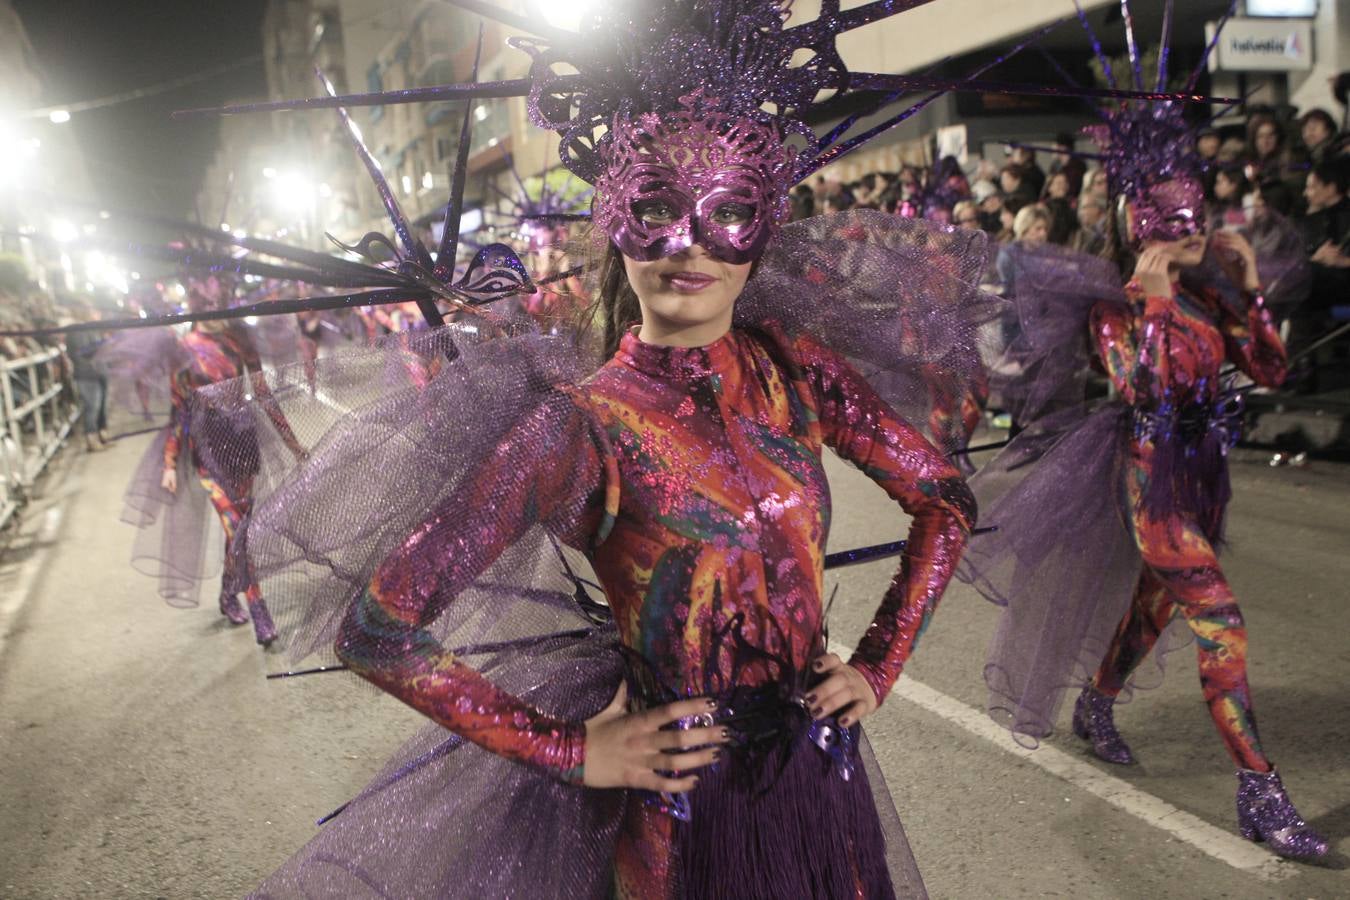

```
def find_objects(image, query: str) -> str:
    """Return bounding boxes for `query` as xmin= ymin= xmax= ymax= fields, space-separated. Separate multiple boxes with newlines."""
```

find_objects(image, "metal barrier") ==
xmin=1 ymin=348 xmax=80 ymax=529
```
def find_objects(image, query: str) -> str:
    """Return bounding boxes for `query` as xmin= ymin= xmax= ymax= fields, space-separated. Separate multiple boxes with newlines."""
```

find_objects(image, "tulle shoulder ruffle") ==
xmin=990 ymin=243 xmax=1125 ymax=426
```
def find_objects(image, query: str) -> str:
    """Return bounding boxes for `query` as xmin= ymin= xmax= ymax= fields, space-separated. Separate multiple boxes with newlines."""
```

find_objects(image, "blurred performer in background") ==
xmin=126 ymin=275 xmax=304 ymax=646
xmin=963 ymin=83 xmax=1327 ymax=861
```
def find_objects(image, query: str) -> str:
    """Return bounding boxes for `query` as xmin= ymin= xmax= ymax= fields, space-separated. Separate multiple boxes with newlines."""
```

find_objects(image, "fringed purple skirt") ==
xmin=668 ymin=726 xmax=910 ymax=899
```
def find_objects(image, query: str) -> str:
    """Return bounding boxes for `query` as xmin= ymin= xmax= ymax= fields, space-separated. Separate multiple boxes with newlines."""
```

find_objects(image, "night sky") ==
xmin=13 ymin=0 xmax=270 ymax=219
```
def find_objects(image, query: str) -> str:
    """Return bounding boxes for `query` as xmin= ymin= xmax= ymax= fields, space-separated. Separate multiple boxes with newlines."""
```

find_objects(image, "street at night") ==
xmin=3 ymin=1 xmax=1349 ymax=897
xmin=1 ymin=438 xmax=1346 ymax=897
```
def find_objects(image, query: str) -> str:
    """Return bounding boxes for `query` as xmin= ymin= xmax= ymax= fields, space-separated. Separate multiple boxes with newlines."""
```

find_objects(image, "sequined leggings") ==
xmin=196 ymin=466 xmax=263 ymax=610
xmin=1091 ymin=453 xmax=1270 ymax=772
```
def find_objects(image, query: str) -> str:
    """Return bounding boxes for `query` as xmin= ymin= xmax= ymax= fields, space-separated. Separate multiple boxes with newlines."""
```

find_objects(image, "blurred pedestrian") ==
xmin=1210 ymin=164 xmax=1252 ymax=229
xmin=1298 ymin=108 xmax=1339 ymax=166
xmin=65 ymin=305 xmax=108 ymax=452
xmin=1049 ymin=132 xmax=1086 ymax=197
xmin=1071 ymin=194 xmax=1108 ymax=256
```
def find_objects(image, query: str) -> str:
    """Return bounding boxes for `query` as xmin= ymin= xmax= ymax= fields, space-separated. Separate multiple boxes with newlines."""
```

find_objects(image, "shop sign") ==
xmin=1210 ymin=17 xmax=1314 ymax=72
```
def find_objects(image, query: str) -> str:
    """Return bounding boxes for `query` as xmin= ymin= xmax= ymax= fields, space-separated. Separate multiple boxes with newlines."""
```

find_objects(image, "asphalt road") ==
xmin=1 ymin=432 xmax=1346 ymax=899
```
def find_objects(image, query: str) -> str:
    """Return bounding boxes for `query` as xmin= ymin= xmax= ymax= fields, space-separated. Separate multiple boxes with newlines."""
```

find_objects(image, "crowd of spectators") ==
xmin=790 ymin=99 xmax=1350 ymax=390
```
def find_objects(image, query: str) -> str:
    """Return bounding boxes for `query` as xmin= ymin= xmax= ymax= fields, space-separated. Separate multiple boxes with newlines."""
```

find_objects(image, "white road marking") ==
xmin=827 ymin=641 xmax=1293 ymax=882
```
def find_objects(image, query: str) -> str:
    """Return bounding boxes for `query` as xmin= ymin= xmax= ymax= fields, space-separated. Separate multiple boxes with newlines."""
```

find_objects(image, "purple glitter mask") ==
xmin=594 ymin=97 xmax=795 ymax=264
xmin=1087 ymin=101 xmax=1208 ymax=248
xmin=1127 ymin=175 xmax=1206 ymax=244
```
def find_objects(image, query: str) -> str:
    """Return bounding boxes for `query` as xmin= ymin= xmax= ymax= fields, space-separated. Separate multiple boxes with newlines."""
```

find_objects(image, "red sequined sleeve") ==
xmin=1218 ymin=290 xmax=1287 ymax=388
xmin=1091 ymin=282 xmax=1176 ymax=409
xmin=162 ymin=367 xmax=191 ymax=472
xmin=793 ymin=333 xmax=976 ymax=705
xmin=334 ymin=392 xmax=614 ymax=784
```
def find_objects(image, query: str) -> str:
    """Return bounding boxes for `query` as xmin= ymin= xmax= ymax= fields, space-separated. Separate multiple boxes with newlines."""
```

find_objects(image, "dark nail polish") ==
xmin=811 ymin=706 xmax=823 ymax=717
xmin=711 ymin=749 xmax=722 ymax=760
xmin=705 ymin=699 xmax=717 ymax=710
xmin=805 ymin=692 xmax=818 ymax=704
xmin=812 ymin=661 xmax=824 ymax=671
xmin=720 ymin=728 xmax=730 ymax=740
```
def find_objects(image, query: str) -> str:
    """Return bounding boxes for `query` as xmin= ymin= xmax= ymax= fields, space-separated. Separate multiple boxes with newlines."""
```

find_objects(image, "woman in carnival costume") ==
xmin=123 ymin=274 xmax=305 ymax=645
xmin=961 ymin=2 xmax=1326 ymax=860
xmin=177 ymin=1 xmax=1235 ymax=895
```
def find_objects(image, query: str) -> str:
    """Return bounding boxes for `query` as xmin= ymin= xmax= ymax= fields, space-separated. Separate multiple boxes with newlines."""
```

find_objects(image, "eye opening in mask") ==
xmin=632 ymin=198 xmax=679 ymax=226
xmin=709 ymin=201 xmax=755 ymax=227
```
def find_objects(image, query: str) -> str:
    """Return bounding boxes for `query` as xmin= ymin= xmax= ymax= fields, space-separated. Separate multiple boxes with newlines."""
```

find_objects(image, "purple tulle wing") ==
xmin=991 ymin=244 xmax=1125 ymax=426
xmin=192 ymin=325 xmax=601 ymax=666
xmin=96 ymin=327 xmax=186 ymax=427
xmin=1190 ymin=210 xmax=1312 ymax=321
xmin=738 ymin=210 xmax=1004 ymax=449
xmin=961 ymin=402 xmax=1194 ymax=742
xmin=121 ymin=429 xmax=223 ymax=606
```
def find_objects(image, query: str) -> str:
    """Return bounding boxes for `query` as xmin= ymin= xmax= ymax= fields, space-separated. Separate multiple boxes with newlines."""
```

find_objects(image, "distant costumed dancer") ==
xmin=122 ymin=275 xmax=306 ymax=645
xmin=960 ymin=0 xmax=1326 ymax=861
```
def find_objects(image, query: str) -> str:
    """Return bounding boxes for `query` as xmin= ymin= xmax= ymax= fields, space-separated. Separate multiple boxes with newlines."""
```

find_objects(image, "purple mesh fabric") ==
xmin=960 ymin=405 xmax=1141 ymax=740
xmin=251 ymin=631 xmax=628 ymax=899
xmin=95 ymin=327 xmax=186 ymax=427
xmin=250 ymin=630 xmax=925 ymax=898
xmin=194 ymin=326 xmax=597 ymax=666
xmin=738 ymin=211 xmax=1003 ymax=433
xmin=121 ymin=429 xmax=222 ymax=607
xmin=1193 ymin=210 xmax=1312 ymax=321
xmin=991 ymin=244 xmax=1126 ymax=426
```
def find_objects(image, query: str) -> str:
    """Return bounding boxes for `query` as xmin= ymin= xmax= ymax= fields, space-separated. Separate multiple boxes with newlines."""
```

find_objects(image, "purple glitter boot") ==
xmin=1236 ymin=768 xmax=1328 ymax=861
xmin=218 ymin=591 xmax=249 ymax=625
xmin=248 ymin=598 xmax=277 ymax=647
xmin=1071 ymin=685 xmax=1136 ymax=765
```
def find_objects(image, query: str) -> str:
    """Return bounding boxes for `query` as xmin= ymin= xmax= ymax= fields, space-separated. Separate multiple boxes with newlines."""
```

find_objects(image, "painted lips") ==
xmin=664 ymin=272 xmax=717 ymax=292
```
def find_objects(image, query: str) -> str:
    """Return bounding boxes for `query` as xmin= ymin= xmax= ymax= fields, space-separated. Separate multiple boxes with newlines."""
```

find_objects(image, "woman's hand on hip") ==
xmin=582 ymin=683 xmax=730 ymax=792
xmin=807 ymin=652 xmax=879 ymax=728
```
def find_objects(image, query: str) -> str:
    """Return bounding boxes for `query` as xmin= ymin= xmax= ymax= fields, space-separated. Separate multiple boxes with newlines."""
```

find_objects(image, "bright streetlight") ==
xmin=537 ymin=0 xmax=599 ymax=30
xmin=48 ymin=110 xmax=71 ymax=124
xmin=51 ymin=220 xmax=79 ymax=243
xmin=272 ymin=171 xmax=316 ymax=212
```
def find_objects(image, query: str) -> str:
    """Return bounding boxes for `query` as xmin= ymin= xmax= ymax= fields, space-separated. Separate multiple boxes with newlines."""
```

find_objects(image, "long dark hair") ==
xmin=1100 ymin=194 xmax=1137 ymax=279
xmin=573 ymin=231 xmax=642 ymax=361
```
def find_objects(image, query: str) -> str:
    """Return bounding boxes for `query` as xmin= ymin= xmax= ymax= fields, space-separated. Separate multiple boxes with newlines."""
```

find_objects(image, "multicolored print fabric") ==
xmin=1088 ymin=279 xmax=1286 ymax=770
xmin=342 ymin=324 xmax=974 ymax=773
xmin=336 ymin=323 xmax=973 ymax=895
